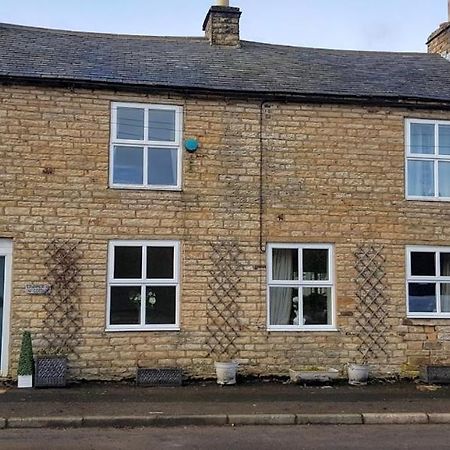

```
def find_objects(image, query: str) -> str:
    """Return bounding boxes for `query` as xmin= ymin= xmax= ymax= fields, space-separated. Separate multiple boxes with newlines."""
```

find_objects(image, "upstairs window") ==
xmin=267 ymin=244 xmax=335 ymax=331
xmin=407 ymin=246 xmax=450 ymax=318
xmin=110 ymin=103 xmax=182 ymax=190
xmin=406 ymin=119 xmax=450 ymax=200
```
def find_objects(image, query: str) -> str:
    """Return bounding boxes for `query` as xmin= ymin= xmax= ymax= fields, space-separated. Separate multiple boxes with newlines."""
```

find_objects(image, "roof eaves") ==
xmin=3 ymin=74 xmax=450 ymax=110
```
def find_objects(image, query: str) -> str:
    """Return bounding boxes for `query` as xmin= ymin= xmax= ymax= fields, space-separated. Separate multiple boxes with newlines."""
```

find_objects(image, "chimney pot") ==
xmin=203 ymin=4 xmax=241 ymax=47
xmin=216 ymin=0 xmax=230 ymax=6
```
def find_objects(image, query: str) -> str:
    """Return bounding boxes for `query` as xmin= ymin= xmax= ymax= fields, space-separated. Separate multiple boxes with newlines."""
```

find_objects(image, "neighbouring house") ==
xmin=1 ymin=1 xmax=450 ymax=381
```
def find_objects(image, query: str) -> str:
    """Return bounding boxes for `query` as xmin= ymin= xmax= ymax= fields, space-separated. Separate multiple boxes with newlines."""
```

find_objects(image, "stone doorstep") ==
xmin=1 ymin=413 xmax=446 ymax=429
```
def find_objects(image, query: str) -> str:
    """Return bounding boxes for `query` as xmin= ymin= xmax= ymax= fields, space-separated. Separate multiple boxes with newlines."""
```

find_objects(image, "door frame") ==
xmin=0 ymin=240 xmax=12 ymax=377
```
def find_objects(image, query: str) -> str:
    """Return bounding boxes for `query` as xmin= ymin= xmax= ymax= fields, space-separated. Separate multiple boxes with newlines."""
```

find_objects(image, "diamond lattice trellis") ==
xmin=206 ymin=241 xmax=242 ymax=359
xmin=42 ymin=240 xmax=82 ymax=356
xmin=354 ymin=245 xmax=389 ymax=361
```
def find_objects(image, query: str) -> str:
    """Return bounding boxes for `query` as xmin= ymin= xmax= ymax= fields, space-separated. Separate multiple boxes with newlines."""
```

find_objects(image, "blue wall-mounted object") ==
xmin=184 ymin=138 xmax=199 ymax=153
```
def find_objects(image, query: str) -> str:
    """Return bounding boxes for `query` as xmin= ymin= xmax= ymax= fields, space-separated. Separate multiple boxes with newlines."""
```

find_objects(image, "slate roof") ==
xmin=1 ymin=22 xmax=450 ymax=103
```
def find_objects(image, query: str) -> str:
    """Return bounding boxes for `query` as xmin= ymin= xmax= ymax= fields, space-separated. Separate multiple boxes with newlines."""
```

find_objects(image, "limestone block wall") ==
xmin=1 ymin=84 xmax=450 ymax=380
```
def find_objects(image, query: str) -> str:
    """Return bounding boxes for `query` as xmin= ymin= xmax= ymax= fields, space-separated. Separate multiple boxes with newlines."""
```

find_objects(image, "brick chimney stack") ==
xmin=427 ymin=1 xmax=450 ymax=58
xmin=203 ymin=1 xmax=242 ymax=47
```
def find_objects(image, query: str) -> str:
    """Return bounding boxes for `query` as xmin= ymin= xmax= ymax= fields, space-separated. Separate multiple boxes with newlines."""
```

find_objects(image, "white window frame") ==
xmin=109 ymin=102 xmax=183 ymax=191
xmin=106 ymin=240 xmax=180 ymax=331
xmin=0 ymin=239 xmax=12 ymax=377
xmin=405 ymin=118 xmax=450 ymax=201
xmin=406 ymin=245 xmax=450 ymax=319
xmin=267 ymin=243 xmax=336 ymax=332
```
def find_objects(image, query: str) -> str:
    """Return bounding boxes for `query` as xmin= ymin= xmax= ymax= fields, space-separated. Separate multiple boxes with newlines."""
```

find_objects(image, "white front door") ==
xmin=0 ymin=240 xmax=12 ymax=377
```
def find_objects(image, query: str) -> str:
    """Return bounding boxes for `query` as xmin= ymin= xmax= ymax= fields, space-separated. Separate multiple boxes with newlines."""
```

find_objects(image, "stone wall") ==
xmin=2 ymin=84 xmax=450 ymax=380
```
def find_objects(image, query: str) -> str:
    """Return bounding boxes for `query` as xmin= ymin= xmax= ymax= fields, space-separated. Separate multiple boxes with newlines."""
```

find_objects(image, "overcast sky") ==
xmin=0 ymin=0 xmax=446 ymax=52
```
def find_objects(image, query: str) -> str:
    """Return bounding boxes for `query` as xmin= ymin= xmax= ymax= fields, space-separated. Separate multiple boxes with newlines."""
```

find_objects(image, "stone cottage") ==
xmin=1 ymin=1 xmax=450 ymax=380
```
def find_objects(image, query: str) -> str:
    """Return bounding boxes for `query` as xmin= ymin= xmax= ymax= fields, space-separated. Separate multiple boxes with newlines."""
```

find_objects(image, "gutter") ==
xmin=2 ymin=75 xmax=450 ymax=110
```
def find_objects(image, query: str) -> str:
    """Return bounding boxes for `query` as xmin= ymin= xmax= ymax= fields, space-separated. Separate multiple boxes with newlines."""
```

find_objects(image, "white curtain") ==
xmin=0 ymin=257 xmax=4 ymax=360
xmin=169 ymin=149 xmax=178 ymax=185
xmin=270 ymin=251 xmax=293 ymax=325
xmin=441 ymin=255 xmax=450 ymax=312
xmin=408 ymin=160 xmax=434 ymax=197
xmin=439 ymin=162 xmax=450 ymax=197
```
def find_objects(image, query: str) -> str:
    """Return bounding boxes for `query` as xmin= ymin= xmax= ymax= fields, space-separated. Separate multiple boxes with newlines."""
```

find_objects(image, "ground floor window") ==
xmin=267 ymin=243 xmax=335 ymax=331
xmin=407 ymin=246 xmax=450 ymax=318
xmin=107 ymin=240 xmax=180 ymax=331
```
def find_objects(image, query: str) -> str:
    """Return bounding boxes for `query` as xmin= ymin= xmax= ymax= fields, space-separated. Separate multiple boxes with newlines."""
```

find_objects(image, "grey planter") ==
xmin=421 ymin=365 xmax=450 ymax=384
xmin=136 ymin=368 xmax=182 ymax=387
xmin=34 ymin=356 xmax=67 ymax=387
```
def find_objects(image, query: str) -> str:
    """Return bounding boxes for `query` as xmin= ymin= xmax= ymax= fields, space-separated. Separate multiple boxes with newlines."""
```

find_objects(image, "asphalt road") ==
xmin=1 ymin=425 xmax=450 ymax=450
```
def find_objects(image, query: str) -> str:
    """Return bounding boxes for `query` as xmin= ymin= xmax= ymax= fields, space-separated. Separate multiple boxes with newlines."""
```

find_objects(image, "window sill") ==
xmin=106 ymin=326 xmax=180 ymax=332
xmin=268 ymin=326 xmax=338 ymax=332
xmin=406 ymin=196 xmax=450 ymax=202
xmin=109 ymin=185 xmax=182 ymax=192
xmin=407 ymin=314 xmax=450 ymax=320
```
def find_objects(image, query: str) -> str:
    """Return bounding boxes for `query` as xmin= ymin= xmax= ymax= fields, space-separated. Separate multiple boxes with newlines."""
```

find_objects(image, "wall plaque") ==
xmin=25 ymin=284 xmax=51 ymax=295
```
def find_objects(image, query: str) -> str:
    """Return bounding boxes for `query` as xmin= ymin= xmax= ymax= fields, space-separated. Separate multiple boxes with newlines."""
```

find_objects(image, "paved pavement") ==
xmin=0 ymin=380 xmax=450 ymax=428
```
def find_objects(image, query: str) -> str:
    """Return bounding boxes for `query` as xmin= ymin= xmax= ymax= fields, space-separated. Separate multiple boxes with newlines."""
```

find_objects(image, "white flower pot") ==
xmin=348 ymin=364 xmax=369 ymax=385
xmin=214 ymin=361 xmax=238 ymax=385
xmin=17 ymin=374 xmax=33 ymax=388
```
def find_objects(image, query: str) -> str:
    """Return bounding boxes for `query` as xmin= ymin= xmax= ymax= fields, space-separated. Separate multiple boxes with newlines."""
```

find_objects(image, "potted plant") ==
xmin=34 ymin=350 xmax=68 ymax=388
xmin=347 ymin=360 xmax=370 ymax=385
xmin=214 ymin=360 xmax=239 ymax=385
xmin=17 ymin=331 xmax=34 ymax=388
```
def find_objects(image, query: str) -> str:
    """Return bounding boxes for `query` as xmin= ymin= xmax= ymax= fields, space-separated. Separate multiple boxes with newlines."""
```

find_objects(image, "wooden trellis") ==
xmin=206 ymin=241 xmax=242 ymax=359
xmin=42 ymin=240 xmax=82 ymax=356
xmin=354 ymin=245 xmax=389 ymax=361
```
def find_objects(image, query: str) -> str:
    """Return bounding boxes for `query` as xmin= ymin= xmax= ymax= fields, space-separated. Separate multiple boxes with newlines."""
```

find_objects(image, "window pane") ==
xmin=441 ymin=253 xmax=450 ymax=277
xmin=149 ymin=109 xmax=176 ymax=142
xmin=114 ymin=246 xmax=142 ymax=279
xmin=148 ymin=148 xmax=178 ymax=186
xmin=113 ymin=146 xmax=143 ymax=185
xmin=439 ymin=162 xmax=450 ymax=197
xmin=410 ymin=123 xmax=435 ymax=154
xmin=117 ymin=107 xmax=144 ymax=140
xmin=269 ymin=287 xmax=298 ymax=325
xmin=439 ymin=125 xmax=450 ymax=155
xmin=408 ymin=283 xmax=436 ymax=313
xmin=441 ymin=284 xmax=450 ymax=312
xmin=407 ymin=160 xmax=434 ymax=197
xmin=303 ymin=249 xmax=328 ymax=281
xmin=147 ymin=246 xmax=174 ymax=279
xmin=411 ymin=251 xmax=435 ymax=276
xmin=303 ymin=287 xmax=331 ymax=325
xmin=145 ymin=286 xmax=176 ymax=324
xmin=272 ymin=249 xmax=298 ymax=280
xmin=110 ymin=286 xmax=141 ymax=325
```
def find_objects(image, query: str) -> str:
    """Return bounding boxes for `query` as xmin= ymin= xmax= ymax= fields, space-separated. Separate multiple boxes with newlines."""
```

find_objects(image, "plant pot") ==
xmin=17 ymin=374 xmax=33 ymax=388
xmin=34 ymin=356 xmax=67 ymax=388
xmin=136 ymin=368 xmax=183 ymax=387
xmin=348 ymin=363 xmax=369 ymax=385
xmin=214 ymin=361 xmax=238 ymax=385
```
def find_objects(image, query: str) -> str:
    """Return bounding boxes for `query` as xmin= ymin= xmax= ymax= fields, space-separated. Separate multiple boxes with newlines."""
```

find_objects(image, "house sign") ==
xmin=25 ymin=284 xmax=51 ymax=295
